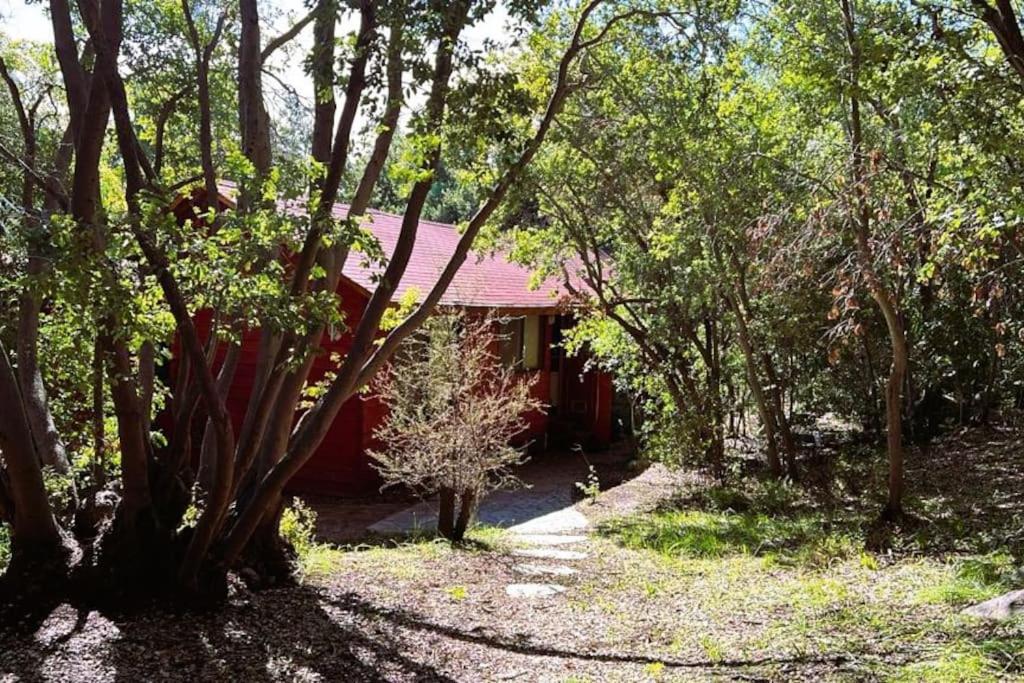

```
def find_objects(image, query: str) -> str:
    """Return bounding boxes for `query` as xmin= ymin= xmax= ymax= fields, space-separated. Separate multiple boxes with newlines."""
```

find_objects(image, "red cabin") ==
xmin=173 ymin=185 xmax=613 ymax=497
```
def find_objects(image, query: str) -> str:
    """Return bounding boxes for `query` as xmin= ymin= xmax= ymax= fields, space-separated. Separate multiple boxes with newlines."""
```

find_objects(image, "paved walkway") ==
xmin=309 ymin=448 xmax=634 ymax=543
xmin=368 ymin=484 xmax=589 ymax=535
xmin=360 ymin=451 xmax=628 ymax=601
xmin=309 ymin=450 xmax=685 ymax=603
xmin=366 ymin=449 xmax=628 ymax=535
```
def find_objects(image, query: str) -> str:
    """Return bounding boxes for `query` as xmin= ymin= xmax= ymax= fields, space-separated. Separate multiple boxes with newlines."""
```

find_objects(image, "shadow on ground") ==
xmin=0 ymin=586 xmax=455 ymax=682
xmin=0 ymin=584 xmax=897 ymax=682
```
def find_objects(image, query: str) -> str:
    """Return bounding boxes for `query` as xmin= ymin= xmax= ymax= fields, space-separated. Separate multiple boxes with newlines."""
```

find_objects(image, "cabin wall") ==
xmin=176 ymin=301 xmax=612 ymax=498
xmin=286 ymin=278 xmax=382 ymax=496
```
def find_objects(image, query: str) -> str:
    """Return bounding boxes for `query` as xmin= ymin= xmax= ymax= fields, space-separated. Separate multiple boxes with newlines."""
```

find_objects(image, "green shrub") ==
xmin=279 ymin=497 xmax=318 ymax=559
xmin=0 ymin=523 xmax=10 ymax=573
xmin=279 ymin=498 xmax=342 ymax=577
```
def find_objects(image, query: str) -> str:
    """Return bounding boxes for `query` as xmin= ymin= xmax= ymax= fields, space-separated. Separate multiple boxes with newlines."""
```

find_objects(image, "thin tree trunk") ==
xmin=452 ymin=489 xmax=476 ymax=542
xmin=181 ymin=0 xmax=227 ymax=204
xmin=238 ymin=0 xmax=271 ymax=185
xmin=197 ymin=342 xmax=241 ymax=495
xmin=437 ymin=488 xmax=456 ymax=540
xmin=105 ymin=337 xmax=152 ymax=518
xmin=841 ymin=0 xmax=909 ymax=519
xmin=726 ymin=290 xmax=782 ymax=477
xmin=92 ymin=337 xmax=106 ymax=487
xmin=763 ymin=352 xmax=798 ymax=478
xmin=725 ymin=247 xmax=797 ymax=476
xmin=973 ymin=0 xmax=1024 ymax=84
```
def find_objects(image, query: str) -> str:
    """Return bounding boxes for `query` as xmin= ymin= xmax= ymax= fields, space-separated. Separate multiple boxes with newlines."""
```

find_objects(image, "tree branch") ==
xmin=0 ymin=142 xmax=68 ymax=210
xmin=261 ymin=7 xmax=318 ymax=62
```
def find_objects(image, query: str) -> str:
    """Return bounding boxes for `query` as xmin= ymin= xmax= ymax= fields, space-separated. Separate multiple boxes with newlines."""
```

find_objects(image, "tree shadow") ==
xmin=0 ymin=585 xmax=456 ymax=682
xmin=0 ymin=582 xmax=876 ymax=681
xmin=318 ymin=591 xmax=863 ymax=674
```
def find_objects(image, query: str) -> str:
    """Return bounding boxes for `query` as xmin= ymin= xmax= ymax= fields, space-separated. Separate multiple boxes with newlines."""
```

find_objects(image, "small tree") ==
xmin=370 ymin=313 xmax=542 ymax=542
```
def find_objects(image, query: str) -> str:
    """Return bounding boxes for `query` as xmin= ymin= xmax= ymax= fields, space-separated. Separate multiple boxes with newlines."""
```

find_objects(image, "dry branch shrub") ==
xmin=370 ymin=312 xmax=542 ymax=540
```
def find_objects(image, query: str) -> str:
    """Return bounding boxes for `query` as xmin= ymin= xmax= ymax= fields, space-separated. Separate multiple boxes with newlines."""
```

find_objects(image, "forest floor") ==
xmin=2 ymin=426 xmax=1024 ymax=682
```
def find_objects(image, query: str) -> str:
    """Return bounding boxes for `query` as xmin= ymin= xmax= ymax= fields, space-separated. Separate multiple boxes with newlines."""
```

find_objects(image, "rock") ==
xmin=962 ymin=589 xmax=1024 ymax=620
xmin=512 ymin=548 xmax=588 ymax=561
xmin=505 ymin=583 xmax=567 ymax=598
xmin=513 ymin=564 xmax=578 ymax=577
xmin=512 ymin=534 xmax=588 ymax=546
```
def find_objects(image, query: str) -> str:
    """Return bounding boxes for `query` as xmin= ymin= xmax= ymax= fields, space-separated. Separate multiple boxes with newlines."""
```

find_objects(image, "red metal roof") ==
xmin=213 ymin=182 xmax=578 ymax=311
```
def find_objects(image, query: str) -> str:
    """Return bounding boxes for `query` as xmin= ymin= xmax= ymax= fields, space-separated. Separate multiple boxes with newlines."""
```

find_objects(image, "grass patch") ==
xmin=600 ymin=508 xmax=859 ymax=567
xmin=0 ymin=523 xmax=9 ymax=573
xmin=892 ymin=645 xmax=999 ymax=682
xmin=585 ymin=464 xmax=1024 ymax=680
xmin=915 ymin=553 xmax=1018 ymax=607
xmin=280 ymin=498 xmax=344 ymax=578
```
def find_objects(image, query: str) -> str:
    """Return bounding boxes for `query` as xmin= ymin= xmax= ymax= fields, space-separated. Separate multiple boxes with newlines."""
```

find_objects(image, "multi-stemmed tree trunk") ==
xmin=436 ymin=488 xmax=476 ymax=542
xmin=0 ymin=0 xmax=625 ymax=603
xmin=724 ymin=286 xmax=784 ymax=478
xmin=711 ymin=241 xmax=797 ymax=479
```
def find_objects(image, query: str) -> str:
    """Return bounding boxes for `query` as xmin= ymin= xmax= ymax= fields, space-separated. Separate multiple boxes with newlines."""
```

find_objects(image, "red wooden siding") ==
xmin=169 ymin=188 xmax=613 ymax=498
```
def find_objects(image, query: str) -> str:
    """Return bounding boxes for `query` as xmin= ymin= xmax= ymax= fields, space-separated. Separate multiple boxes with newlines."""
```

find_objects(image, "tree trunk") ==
xmin=90 ymin=337 xmax=107 ymax=486
xmin=975 ymin=0 xmax=1024 ymax=84
xmin=238 ymin=0 xmax=271 ymax=182
xmin=104 ymin=337 xmax=153 ymax=521
xmin=882 ymin=331 xmax=908 ymax=519
xmin=452 ymin=489 xmax=477 ymax=542
xmin=841 ymin=0 xmax=909 ymax=519
xmin=437 ymin=488 xmax=456 ymax=540
xmin=763 ymin=352 xmax=798 ymax=479
xmin=17 ymin=260 xmax=70 ymax=475
xmin=0 ymin=342 xmax=64 ymax=570
xmin=238 ymin=495 xmax=294 ymax=588
xmin=726 ymin=292 xmax=782 ymax=477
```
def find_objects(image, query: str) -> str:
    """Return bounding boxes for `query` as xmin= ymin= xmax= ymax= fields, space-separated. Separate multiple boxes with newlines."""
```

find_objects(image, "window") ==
xmin=498 ymin=315 xmax=542 ymax=370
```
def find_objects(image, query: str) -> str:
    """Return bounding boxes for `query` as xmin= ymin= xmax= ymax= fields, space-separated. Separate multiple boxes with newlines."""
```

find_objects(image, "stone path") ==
xmin=367 ymin=484 xmax=588 ymax=535
xmin=358 ymin=452 xmax=639 ymax=600
xmin=364 ymin=467 xmax=596 ymax=599
xmin=504 ymin=514 xmax=592 ymax=600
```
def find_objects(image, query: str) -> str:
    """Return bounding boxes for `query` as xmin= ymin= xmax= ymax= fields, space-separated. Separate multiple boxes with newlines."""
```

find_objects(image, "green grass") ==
xmin=892 ymin=646 xmax=1002 ymax=682
xmin=600 ymin=508 xmax=860 ymax=567
xmin=301 ymin=522 xmax=512 ymax=582
xmin=915 ymin=553 xmax=1019 ymax=607
xmin=0 ymin=523 xmax=9 ymax=573
xmin=589 ymin=473 xmax=1024 ymax=680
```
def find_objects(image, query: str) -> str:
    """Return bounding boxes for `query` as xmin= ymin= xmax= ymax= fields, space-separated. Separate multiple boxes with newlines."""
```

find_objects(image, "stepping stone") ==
xmin=512 ymin=534 xmax=588 ymax=546
xmin=962 ymin=589 xmax=1024 ymax=620
xmin=505 ymin=583 xmax=567 ymax=598
xmin=513 ymin=563 xmax=578 ymax=577
xmin=507 ymin=508 xmax=589 ymax=534
xmin=512 ymin=548 xmax=588 ymax=561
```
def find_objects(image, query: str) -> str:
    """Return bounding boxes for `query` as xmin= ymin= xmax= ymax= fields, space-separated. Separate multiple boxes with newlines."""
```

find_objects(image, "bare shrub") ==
xmin=370 ymin=313 xmax=543 ymax=541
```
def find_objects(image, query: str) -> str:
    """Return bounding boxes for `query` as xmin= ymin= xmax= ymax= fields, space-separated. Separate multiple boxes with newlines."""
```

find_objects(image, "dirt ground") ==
xmin=2 ymin=429 xmax=1023 ymax=682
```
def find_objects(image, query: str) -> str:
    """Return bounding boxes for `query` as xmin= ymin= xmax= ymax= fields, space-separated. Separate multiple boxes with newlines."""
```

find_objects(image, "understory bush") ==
xmin=279 ymin=498 xmax=341 ymax=577
xmin=370 ymin=313 xmax=541 ymax=542
xmin=0 ymin=524 xmax=9 ymax=572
